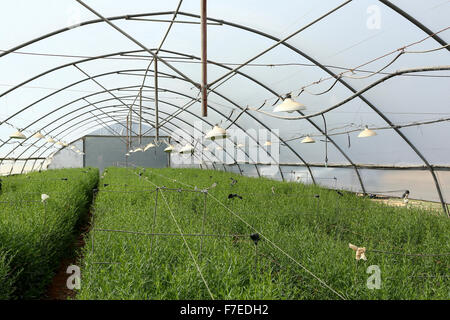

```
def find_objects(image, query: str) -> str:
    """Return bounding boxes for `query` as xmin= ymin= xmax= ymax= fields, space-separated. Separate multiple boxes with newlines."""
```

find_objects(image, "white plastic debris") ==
xmin=349 ymin=243 xmax=367 ymax=261
xmin=41 ymin=194 xmax=50 ymax=203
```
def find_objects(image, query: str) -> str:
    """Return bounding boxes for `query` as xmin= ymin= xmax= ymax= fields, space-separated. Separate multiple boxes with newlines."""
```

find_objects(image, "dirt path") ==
xmin=43 ymin=203 xmax=94 ymax=300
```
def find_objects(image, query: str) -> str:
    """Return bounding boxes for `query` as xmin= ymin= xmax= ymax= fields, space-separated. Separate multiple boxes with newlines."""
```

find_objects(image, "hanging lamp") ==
xmin=273 ymin=94 xmax=306 ymax=113
xmin=10 ymin=130 xmax=26 ymax=139
xmin=164 ymin=145 xmax=175 ymax=153
xmin=143 ymin=143 xmax=155 ymax=152
xmin=301 ymin=136 xmax=315 ymax=143
xmin=47 ymin=137 xmax=55 ymax=144
xmin=205 ymin=125 xmax=227 ymax=141
xmin=179 ymin=144 xmax=194 ymax=154
xmin=358 ymin=126 xmax=377 ymax=138
xmin=33 ymin=131 xmax=45 ymax=139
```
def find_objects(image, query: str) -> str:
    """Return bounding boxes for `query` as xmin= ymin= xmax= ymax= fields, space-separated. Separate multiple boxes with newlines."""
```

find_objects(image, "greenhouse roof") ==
xmin=0 ymin=0 xmax=449 ymax=214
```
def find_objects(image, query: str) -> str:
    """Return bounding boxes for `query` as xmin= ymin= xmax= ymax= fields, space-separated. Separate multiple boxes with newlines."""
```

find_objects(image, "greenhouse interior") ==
xmin=0 ymin=0 xmax=449 ymax=304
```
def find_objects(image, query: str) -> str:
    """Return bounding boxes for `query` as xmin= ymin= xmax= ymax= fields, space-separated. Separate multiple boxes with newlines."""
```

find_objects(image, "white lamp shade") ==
xmin=33 ymin=132 xmax=45 ymax=139
xmin=164 ymin=145 xmax=175 ymax=153
xmin=358 ymin=127 xmax=377 ymax=138
xmin=179 ymin=144 xmax=194 ymax=154
xmin=10 ymin=130 xmax=26 ymax=139
xmin=47 ymin=137 xmax=55 ymax=144
xmin=205 ymin=125 xmax=227 ymax=140
xmin=143 ymin=143 xmax=155 ymax=152
xmin=301 ymin=136 xmax=315 ymax=143
xmin=273 ymin=95 xmax=306 ymax=113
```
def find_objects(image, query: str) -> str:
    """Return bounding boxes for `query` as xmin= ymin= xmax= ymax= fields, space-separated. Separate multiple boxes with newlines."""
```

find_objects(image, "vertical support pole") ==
xmin=126 ymin=115 xmax=129 ymax=152
xmin=199 ymin=191 xmax=207 ymax=259
xmin=154 ymin=58 xmax=160 ymax=140
xmin=255 ymin=164 xmax=261 ymax=178
xmin=149 ymin=188 xmax=159 ymax=262
xmin=201 ymin=0 xmax=208 ymax=117
xmin=82 ymin=136 xmax=86 ymax=168
xmin=91 ymin=189 xmax=98 ymax=257
xmin=139 ymin=88 xmax=142 ymax=145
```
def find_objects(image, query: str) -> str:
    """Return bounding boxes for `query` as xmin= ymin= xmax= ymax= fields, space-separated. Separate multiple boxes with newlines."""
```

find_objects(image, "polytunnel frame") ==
xmin=20 ymin=97 xmax=262 ymax=173
xmin=3 ymin=88 xmax=278 ymax=179
xmin=0 ymin=4 xmax=448 ymax=214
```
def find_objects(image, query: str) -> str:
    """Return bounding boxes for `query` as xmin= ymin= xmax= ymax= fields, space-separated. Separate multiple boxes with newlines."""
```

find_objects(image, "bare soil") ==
xmin=43 ymin=209 xmax=93 ymax=300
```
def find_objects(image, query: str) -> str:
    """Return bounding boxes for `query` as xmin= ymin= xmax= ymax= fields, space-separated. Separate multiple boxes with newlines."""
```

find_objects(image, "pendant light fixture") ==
xmin=205 ymin=125 xmax=227 ymax=141
xmin=301 ymin=136 xmax=315 ymax=143
xmin=179 ymin=144 xmax=194 ymax=154
xmin=358 ymin=126 xmax=377 ymax=138
xmin=273 ymin=94 xmax=306 ymax=113
xmin=164 ymin=145 xmax=175 ymax=153
xmin=47 ymin=137 xmax=55 ymax=144
xmin=33 ymin=131 xmax=45 ymax=139
xmin=10 ymin=130 xmax=26 ymax=139
xmin=143 ymin=143 xmax=155 ymax=152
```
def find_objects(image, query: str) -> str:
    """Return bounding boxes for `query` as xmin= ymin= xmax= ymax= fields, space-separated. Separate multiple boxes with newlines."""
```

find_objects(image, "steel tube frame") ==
xmin=0 ymin=10 xmax=447 ymax=213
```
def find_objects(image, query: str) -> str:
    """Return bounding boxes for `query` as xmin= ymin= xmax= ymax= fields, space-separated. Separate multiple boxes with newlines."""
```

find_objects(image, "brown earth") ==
xmin=43 ymin=209 xmax=93 ymax=300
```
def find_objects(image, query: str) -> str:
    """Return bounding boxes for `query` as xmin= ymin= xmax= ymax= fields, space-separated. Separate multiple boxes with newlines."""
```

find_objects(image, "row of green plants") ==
xmin=76 ymin=167 xmax=449 ymax=299
xmin=0 ymin=168 xmax=99 ymax=299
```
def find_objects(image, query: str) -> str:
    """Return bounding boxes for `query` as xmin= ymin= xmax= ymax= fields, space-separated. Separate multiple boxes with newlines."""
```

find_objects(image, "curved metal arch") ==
xmin=378 ymin=0 xmax=450 ymax=52
xmin=11 ymin=101 xmax=239 ymax=173
xmin=0 ymin=10 xmax=446 ymax=212
xmin=22 ymin=108 xmax=221 ymax=173
xmin=0 ymin=57 xmax=297 ymax=181
xmin=1 ymin=12 xmax=440 ymax=195
xmin=0 ymin=55 xmax=293 ymax=179
xmin=6 ymin=89 xmax=271 ymax=179
xmin=23 ymin=107 xmax=223 ymax=173
xmin=181 ymin=11 xmax=447 ymax=215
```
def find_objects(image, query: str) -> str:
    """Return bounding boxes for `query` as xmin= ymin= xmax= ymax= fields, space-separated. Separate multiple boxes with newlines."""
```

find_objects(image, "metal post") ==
xmin=149 ymin=188 xmax=159 ymax=262
xmin=199 ymin=192 xmax=207 ymax=259
xmin=201 ymin=0 xmax=208 ymax=117
xmin=154 ymin=58 xmax=159 ymax=140
xmin=126 ymin=115 xmax=129 ymax=151
xmin=82 ymin=136 xmax=86 ymax=167
xmin=139 ymin=88 xmax=142 ymax=145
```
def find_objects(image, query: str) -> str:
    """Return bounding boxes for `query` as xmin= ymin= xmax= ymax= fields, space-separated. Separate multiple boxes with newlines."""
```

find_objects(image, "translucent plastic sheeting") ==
xmin=0 ymin=1 xmax=449 ymax=207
